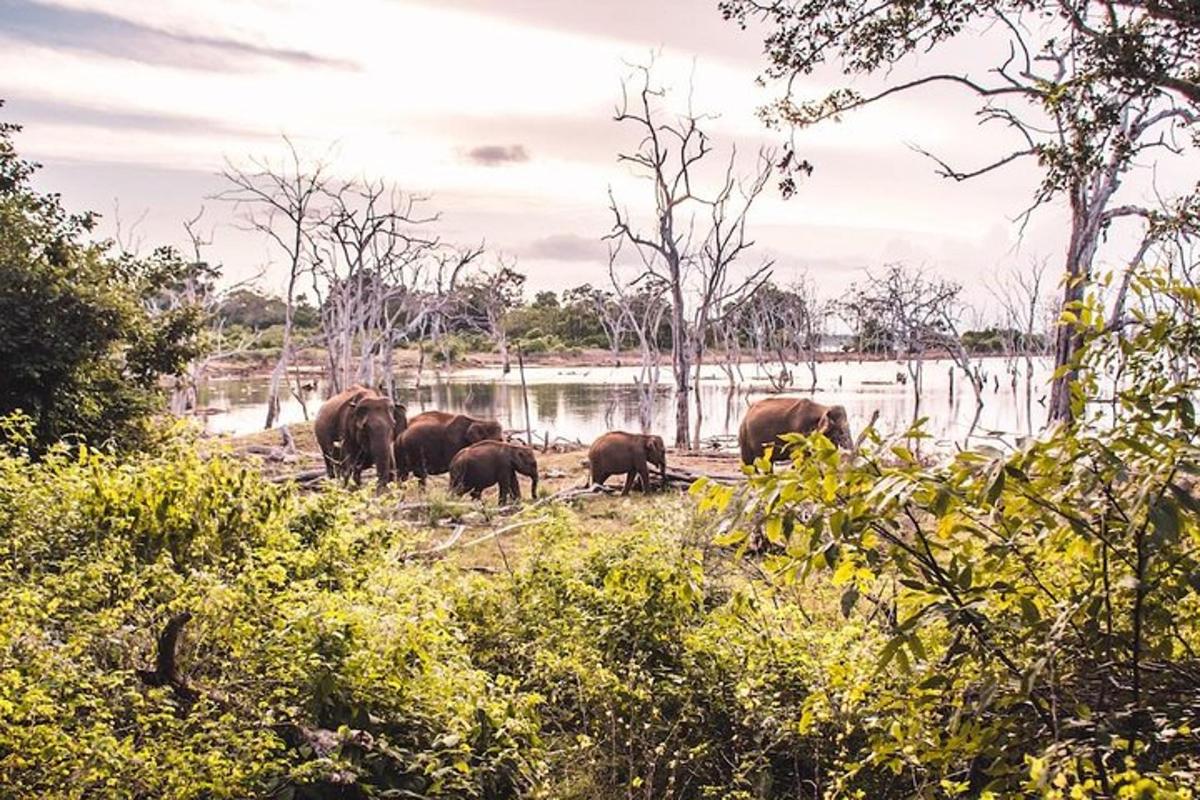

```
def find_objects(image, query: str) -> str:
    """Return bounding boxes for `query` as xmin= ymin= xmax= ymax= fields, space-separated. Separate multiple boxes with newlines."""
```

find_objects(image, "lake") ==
xmin=197 ymin=356 xmax=1053 ymax=449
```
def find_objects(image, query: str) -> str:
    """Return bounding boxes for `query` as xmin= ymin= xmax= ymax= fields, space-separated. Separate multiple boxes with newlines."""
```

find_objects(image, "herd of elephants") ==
xmin=313 ymin=385 xmax=855 ymax=502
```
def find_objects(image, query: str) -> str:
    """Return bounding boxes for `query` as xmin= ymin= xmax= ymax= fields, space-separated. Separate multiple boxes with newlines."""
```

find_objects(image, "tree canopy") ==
xmin=0 ymin=102 xmax=207 ymax=449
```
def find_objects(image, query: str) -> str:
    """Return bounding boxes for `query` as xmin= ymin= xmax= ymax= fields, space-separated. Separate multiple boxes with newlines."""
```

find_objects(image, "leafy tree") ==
xmin=698 ymin=270 xmax=1200 ymax=795
xmin=531 ymin=290 xmax=559 ymax=310
xmin=0 ymin=102 xmax=206 ymax=449
xmin=217 ymin=287 xmax=318 ymax=331
xmin=723 ymin=0 xmax=1200 ymax=422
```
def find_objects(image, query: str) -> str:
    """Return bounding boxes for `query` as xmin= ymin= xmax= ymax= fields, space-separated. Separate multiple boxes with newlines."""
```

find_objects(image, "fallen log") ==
xmin=661 ymin=466 xmax=742 ymax=486
xmin=271 ymin=468 xmax=327 ymax=485
xmin=454 ymin=516 xmax=550 ymax=552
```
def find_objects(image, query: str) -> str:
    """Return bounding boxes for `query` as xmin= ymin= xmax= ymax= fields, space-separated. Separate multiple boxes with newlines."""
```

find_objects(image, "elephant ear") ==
xmin=465 ymin=422 xmax=495 ymax=444
xmin=447 ymin=415 xmax=472 ymax=439
xmin=352 ymin=401 xmax=375 ymax=436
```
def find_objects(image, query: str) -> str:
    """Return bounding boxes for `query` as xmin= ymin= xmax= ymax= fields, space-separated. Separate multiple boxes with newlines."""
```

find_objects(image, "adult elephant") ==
xmin=587 ymin=431 xmax=666 ymax=495
xmin=396 ymin=411 xmax=503 ymax=484
xmin=738 ymin=397 xmax=852 ymax=465
xmin=449 ymin=440 xmax=538 ymax=503
xmin=314 ymin=385 xmax=407 ymax=487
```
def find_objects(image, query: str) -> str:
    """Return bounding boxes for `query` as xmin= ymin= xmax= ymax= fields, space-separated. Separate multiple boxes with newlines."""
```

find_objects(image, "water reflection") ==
xmin=196 ymin=356 xmax=1052 ymax=448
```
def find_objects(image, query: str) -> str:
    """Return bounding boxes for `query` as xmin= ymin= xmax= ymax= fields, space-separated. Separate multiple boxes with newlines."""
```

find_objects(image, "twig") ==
xmin=408 ymin=524 xmax=466 ymax=559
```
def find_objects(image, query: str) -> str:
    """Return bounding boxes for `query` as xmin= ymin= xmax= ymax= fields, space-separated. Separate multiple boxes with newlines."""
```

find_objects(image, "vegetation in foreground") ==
xmin=0 ymin=425 xmax=867 ymax=799
xmin=2 ymin=274 xmax=1200 ymax=799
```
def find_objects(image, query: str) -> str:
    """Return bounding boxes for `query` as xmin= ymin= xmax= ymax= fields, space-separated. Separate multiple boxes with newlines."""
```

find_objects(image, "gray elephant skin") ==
xmin=587 ymin=431 xmax=667 ymax=494
xmin=738 ymin=397 xmax=852 ymax=464
xmin=396 ymin=410 xmax=503 ymax=484
xmin=315 ymin=386 xmax=407 ymax=487
xmin=449 ymin=440 xmax=539 ymax=503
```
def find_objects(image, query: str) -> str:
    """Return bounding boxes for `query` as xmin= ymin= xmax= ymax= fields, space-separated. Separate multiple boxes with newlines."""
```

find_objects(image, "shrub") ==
xmin=697 ymin=271 xmax=1200 ymax=796
xmin=0 ymin=435 xmax=543 ymax=799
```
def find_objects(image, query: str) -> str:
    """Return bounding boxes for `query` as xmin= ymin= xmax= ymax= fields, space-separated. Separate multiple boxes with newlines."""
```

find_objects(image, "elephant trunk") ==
xmin=372 ymin=433 xmax=396 ymax=487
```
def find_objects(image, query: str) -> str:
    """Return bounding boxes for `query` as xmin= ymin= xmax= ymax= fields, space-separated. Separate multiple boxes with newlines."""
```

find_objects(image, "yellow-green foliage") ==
xmin=0 ymin=436 xmax=543 ymax=799
xmin=12 ymin=264 xmax=1200 ymax=800
xmin=698 ymin=272 xmax=1200 ymax=798
xmin=0 ymin=430 xmax=884 ymax=799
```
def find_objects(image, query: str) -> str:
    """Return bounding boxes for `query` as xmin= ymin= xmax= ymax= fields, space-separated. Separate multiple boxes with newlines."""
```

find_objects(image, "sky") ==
xmin=0 ymin=0 xmax=1189 ymax=314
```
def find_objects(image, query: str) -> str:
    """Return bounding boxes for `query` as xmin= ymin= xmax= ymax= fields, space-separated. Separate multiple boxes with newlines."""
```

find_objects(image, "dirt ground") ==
xmin=224 ymin=421 xmax=742 ymax=484
xmin=218 ymin=421 xmax=746 ymax=571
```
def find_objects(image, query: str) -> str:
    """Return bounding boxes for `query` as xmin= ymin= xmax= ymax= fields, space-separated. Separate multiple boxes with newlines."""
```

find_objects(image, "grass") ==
xmin=216 ymin=420 xmax=722 ymax=575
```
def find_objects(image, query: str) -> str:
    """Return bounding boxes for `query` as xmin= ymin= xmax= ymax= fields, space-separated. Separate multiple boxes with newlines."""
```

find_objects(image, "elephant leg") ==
xmin=471 ymin=486 xmax=483 ymax=500
xmin=322 ymin=453 xmax=336 ymax=479
xmin=639 ymin=464 xmax=651 ymax=494
xmin=508 ymin=469 xmax=521 ymax=502
xmin=621 ymin=471 xmax=635 ymax=496
xmin=414 ymin=456 xmax=428 ymax=489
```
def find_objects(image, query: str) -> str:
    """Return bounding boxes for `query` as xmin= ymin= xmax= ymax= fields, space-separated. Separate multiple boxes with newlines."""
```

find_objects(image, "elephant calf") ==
xmin=587 ymin=431 xmax=667 ymax=495
xmin=449 ymin=440 xmax=539 ymax=504
xmin=738 ymin=397 xmax=852 ymax=465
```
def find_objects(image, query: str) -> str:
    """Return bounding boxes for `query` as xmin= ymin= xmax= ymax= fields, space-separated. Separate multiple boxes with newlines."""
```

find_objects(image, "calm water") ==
xmin=196 ymin=356 xmax=1052 ymax=448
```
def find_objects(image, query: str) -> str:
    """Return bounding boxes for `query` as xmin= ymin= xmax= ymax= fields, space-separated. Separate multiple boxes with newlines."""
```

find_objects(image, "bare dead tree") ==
xmin=565 ymin=284 xmax=626 ymax=367
xmin=726 ymin=0 xmax=1200 ymax=424
xmin=690 ymin=148 xmax=775 ymax=448
xmin=992 ymin=259 xmax=1052 ymax=433
xmin=404 ymin=244 xmax=485 ymax=386
xmin=111 ymin=199 xmax=149 ymax=256
xmin=310 ymin=178 xmax=438 ymax=397
xmin=744 ymin=283 xmax=795 ymax=392
xmin=216 ymin=138 xmax=330 ymax=429
xmin=787 ymin=275 xmax=826 ymax=392
xmin=607 ymin=58 xmax=773 ymax=448
xmin=608 ymin=243 xmax=669 ymax=432
xmin=460 ymin=259 xmax=525 ymax=375
xmin=844 ymin=264 xmax=962 ymax=415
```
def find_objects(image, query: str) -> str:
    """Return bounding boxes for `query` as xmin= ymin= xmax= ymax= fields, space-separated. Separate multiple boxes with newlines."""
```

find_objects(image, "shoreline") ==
xmin=205 ymin=346 xmax=1044 ymax=383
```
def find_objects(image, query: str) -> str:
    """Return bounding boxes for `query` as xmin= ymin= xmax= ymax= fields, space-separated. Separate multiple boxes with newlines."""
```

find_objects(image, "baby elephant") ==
xmin=449 ymin=440 xmax=539 ymax=504
xmin=588 ymin=431 xmax=667 ymax=495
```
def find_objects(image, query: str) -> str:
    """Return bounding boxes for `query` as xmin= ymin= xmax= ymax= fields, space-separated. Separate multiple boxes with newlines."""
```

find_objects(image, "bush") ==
xmin=698 ymin=271 xmax=1200 ymax=796
xmin=0 ymin=433 xmax=543 ymax=799
xmin=514 ymin=334 xmax=566 ymax=355
xmin=0 ymin=426 xmax=887 ymax=799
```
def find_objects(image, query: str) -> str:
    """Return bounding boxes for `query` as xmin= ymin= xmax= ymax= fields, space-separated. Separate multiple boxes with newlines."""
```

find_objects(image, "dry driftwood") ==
xmin=661 ymin=466 xmax=741 ymax=486
xmin=407 ymin=524 xmax=466 ymax=560
xmin=405 ymin=517 xmax=550 ymax=561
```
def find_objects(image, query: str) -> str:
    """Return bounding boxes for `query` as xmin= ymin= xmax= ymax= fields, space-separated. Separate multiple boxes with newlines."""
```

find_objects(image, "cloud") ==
xmin=0 ymin=0 xmax=357 ymax=72
xmin=414 ymin=0 xmax=766 ymax=66
xmin=465 ymin=144 xmax=531 ymax=166
xmin=4 ymin=94 xmax=259 ymax=137
xmin=521 ymin=233 xmax=606 ymax=262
